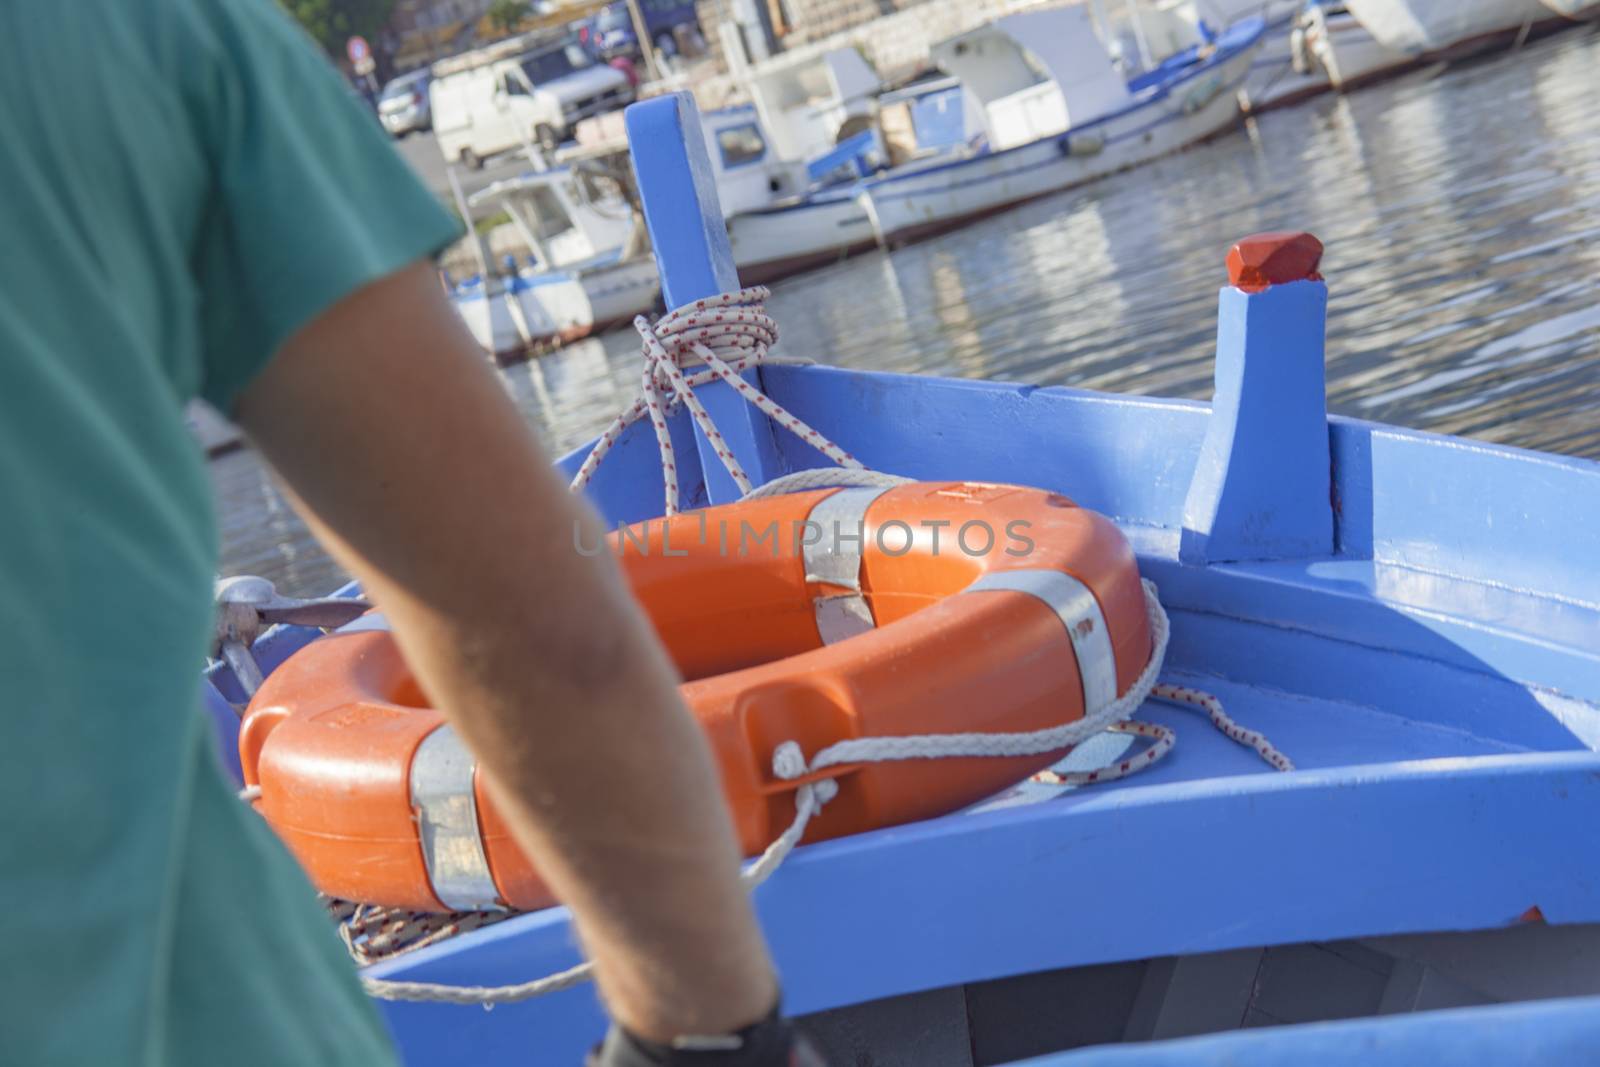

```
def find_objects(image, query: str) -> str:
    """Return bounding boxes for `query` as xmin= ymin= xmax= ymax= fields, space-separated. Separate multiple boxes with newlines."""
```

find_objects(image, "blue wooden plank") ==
xmin=625 ymin=92 xmax=785 ymax=505
xmin=624 ymin=93 xmax=739 ymax=308
xmin=200 ymin=679 xmax=244 ymax=786
xmin=1145 ymin=558 xmax=1600 ymax=714
xmin=1332 ymin=417 xmax=1600 ymax=607
xmin=1030 ymin=995 xmax=1600 ymax=1066
xmin=374 ymin=751 xmax=1600 ymax=1064
xmin=747 ymin=367 xmax=1600 ymax=681
xmin=758 ymin=365 xmax=1209 ymax=528
xmin=731 ymin=364 xmax=1600 ymax=594
xmin=1181 ymin=278 xmax=1333 ymax=563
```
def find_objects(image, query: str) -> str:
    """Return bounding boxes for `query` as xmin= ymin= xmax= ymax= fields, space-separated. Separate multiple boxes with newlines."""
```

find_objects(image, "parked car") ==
xmin=431 ymin=34 xmax=633 ymax=167
xmin=579 ymin=0 xmax=700 ymax=62
xmin=377 ymin=69 xmax=432 ymax=137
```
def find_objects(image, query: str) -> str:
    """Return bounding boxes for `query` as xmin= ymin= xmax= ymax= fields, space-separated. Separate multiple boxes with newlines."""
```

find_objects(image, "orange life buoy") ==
xmin=239 ymin=482 xmax=1150 ymax=912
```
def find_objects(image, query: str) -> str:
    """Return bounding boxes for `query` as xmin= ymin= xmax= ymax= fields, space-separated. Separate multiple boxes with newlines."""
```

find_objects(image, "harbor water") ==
xmin=214 ymin=26 xmax=1600 ymax=597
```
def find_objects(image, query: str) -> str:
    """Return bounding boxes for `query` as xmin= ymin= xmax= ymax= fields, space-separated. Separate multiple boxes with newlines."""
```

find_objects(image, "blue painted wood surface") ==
xmin=626 ymin=93 xmax=785 ymax=505
xmin=1031 ymin=995 xmax=1600 ymax=1065
xmin=1332 ymin=419 xmax=1600 ymax=606
xmin=370 ymin=750 xmax=1600 ymax=1065
xmin=200 ymin=679 xmax=244 ymax=786
xmin=625 ymin=94 xmax=738 ymax=309
xmin=1181 ymin=279 xmax=1332 ymax=563
xmin=555 ymin=401 xmax=711 ymax=522
xmin=749 ymin=365 xmax=1211 ymax=529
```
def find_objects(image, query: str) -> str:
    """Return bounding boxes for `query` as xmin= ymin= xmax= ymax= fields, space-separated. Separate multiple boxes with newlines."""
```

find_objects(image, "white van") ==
xmin=431 ymin=34 xmax=632 ymax=168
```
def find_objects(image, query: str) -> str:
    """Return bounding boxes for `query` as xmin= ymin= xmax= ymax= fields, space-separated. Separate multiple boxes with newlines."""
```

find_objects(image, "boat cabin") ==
xmin=735 ymin=45 xmax=883 ymax=164
xmin=466 ymin=168 xmax=635 ymax=273
xmin=931 ymin=5 xmax=1132 ymax=152
xmin=699 ymin=105 xmax=812 ymax=216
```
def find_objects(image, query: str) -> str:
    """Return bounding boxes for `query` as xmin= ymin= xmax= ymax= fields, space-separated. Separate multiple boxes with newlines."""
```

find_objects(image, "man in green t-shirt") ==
xmin=0 ymin=2 xmax=815 ymax=1064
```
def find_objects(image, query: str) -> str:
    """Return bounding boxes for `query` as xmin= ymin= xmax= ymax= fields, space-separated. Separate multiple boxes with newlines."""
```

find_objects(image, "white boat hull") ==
xmin=450 ymin=258 xmax=659 ymax=362
xmin=864 ymin=42 xmax=1258 ymax=246
xmin=727 ymin=193 xmax=879 ymax=285
xmin=1343 ymin=0 xmax=1552 ymax=55
xmin=1307 ymin=10 xmax=1413 ymax=89
xmin=452 ymin=290 xmax=524 ymax=359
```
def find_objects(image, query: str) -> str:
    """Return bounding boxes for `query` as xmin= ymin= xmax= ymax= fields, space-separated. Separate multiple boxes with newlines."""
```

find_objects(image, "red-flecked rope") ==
xmin=568 ymin=287 xmax=865 ymax=516
xmin=1029 ymin=685 xmax=1295 ymax=786
xmin=1151 ymin=683 xmax=1295 ymax=772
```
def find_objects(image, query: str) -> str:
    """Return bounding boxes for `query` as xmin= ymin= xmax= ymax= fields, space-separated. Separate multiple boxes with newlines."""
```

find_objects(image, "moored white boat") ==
xmin=449 ymin=167 xmax=659 ymax=363
xmin=729 ymin=8 xmax=1266 ymax=280
xmin=1342 ymin=0 xmax=1557 ymax=56
xmin=1147 ymin=0 xmax=1328 ymax=113
xmin=859 ymin=10 xmax=1264 ymax=248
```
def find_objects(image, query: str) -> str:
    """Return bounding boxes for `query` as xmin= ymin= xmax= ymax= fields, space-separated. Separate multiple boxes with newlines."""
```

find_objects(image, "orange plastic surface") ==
xmin=239 ymin=482 xmax=1150 ymax=912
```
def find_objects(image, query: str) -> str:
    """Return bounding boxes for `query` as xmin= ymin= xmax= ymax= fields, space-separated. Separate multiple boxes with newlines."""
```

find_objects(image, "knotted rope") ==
xmin=568 ymin=287 xmax=869 ymax=515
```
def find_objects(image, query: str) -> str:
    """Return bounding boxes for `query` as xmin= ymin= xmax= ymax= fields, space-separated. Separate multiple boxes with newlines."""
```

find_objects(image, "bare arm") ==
xmin=233 ymin=260 xmax=777 ymax=1040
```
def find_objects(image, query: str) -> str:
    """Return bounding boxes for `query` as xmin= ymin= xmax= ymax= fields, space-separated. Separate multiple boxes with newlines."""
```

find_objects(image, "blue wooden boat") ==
xmin=205 ymin=93 xmax=1600 ymax=1065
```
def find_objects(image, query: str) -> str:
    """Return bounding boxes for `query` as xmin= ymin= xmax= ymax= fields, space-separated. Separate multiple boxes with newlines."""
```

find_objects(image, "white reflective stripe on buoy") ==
xmin=803 ymin=486 xmax=893 ymax=645
xmin=336 ymin=612 xmax=391 ymax=634
xmin=963 ymin=570 xmax=1118 ymax=712
xmin=409 ymin=726 xmax=502 ymax=912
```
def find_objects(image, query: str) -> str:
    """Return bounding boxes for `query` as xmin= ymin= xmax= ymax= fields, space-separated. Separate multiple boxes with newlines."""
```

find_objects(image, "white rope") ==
xmin=740 ymin=467 xmax=911 ymax=499
xmin=361 ymin=774 xmax=840 ymax=1005
xmin=768 ymin=579 xmax=1169 ymax=786
xmin=568 ymin=287 xmax=868 ymax=516
xmin=364 ymin=956 xmax=593 ymax=1004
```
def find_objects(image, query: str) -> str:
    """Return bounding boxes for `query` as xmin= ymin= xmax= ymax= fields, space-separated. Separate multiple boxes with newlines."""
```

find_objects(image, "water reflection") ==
xmin=215 ymin=27 xmax=1600 ymax=595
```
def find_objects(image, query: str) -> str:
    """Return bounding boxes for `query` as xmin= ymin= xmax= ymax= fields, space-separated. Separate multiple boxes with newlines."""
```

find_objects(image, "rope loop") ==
xmin=568 ymin=288 xmax=867 ymax=516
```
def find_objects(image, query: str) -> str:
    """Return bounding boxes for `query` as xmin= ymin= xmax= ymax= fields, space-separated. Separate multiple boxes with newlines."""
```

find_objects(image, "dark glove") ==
xmin=586 ymin=1003 xmax=827 ymax=1066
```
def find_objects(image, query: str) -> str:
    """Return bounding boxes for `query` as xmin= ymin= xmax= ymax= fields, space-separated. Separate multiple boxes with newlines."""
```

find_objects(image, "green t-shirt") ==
xmin=0 ymin=2 xmax=460 ymax=1063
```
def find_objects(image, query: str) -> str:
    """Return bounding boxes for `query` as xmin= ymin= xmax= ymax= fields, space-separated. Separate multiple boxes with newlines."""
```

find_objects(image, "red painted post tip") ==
xmin=1226 ymin=232 xmax=1324 ymax=292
